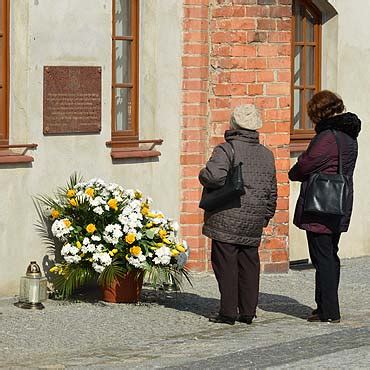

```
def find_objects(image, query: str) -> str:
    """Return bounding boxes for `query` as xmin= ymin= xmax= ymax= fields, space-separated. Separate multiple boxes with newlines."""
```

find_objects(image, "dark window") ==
xmin=291 ymin=0 xmax=321 ymax=142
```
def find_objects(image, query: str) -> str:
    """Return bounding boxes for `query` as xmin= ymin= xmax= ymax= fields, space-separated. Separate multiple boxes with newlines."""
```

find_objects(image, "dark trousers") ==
xmin=306 ymin=231 xmax=341 ymax=320
xmin=211 ymin=239 xmax=260 ymax=319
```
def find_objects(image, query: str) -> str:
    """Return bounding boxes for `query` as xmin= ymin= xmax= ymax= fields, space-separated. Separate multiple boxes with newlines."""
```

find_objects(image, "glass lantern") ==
xmin=16 ymin=261 xmax=48 ymax=310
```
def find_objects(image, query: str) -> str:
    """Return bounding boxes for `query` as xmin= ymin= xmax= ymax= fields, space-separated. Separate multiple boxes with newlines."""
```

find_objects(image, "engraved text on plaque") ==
xmin=43 ymin=66 xmax=102 ymax=134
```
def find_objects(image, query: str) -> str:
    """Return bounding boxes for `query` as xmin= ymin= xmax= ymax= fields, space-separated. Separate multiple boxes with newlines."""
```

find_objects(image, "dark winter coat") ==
xmin=199 ymin=129 xmax=277 ymax=247
xmin=289 ymin=112 xmax=361 ymax=234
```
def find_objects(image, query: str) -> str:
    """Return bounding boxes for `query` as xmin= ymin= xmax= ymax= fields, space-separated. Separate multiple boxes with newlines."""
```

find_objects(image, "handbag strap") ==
xmin=331 ymin=129 xmax=342 ymax=175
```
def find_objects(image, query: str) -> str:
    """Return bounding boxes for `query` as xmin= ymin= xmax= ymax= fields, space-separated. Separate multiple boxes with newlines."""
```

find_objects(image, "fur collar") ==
xmin=315 ymin=112 xmax=361 ymax=139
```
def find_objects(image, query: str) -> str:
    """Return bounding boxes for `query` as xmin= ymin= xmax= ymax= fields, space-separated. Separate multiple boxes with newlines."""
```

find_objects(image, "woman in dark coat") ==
xmin=199 ymin=105 xmax=277 ymax=325
xmin=289 ymin=90 xmax=361 ymax=323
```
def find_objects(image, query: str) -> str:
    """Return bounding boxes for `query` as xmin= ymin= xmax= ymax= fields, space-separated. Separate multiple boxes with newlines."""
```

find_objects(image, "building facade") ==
xmin=0 ymin=0 xmax=369 ymax=295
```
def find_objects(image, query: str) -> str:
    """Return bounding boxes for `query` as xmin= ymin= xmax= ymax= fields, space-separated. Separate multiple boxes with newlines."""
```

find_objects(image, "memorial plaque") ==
xmin=43 ymin=66 xmax=102 ymax=134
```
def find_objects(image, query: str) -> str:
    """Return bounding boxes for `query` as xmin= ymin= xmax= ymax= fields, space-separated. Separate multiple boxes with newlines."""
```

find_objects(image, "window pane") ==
xmin=294 ymin=2 xmax=303 ymax=42
xmin=115 ymin=40 xmax=131 ymax=84
xmin=305 ymin=89 xmax=315 ymax=129
xmin=306 ymin=9 xmax=315 ymax=42
xmin=306 ymin=46 xmax=315 ymax=86
xmin=115 ymin=88 xmax=132 ymax=131
xmin=294 ymin=46 xmax=303 ymax=86
xmin=115 ymin=0 xmax=131 ymax=36
xmin=293 ymin=89 xmax=302 ymax=130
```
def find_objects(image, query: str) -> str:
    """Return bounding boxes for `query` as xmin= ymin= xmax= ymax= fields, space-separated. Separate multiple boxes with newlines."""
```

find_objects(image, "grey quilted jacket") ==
xmin=199 ymin=129 xmax=277 ymax=247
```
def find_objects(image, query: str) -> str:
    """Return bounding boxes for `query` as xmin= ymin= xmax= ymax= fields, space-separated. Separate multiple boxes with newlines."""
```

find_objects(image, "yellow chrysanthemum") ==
xmin=85 ymin=188 xmax=94 ymax=197
xmin=109 ymin=251 xmax=114 ymax=256
xmin=69 ymin=198 xmax=78 ymax=207
xmin=163 ymin=238 xmax=171 ymax=245
xmin=158 ymin=229 xmax=167 ymax=239
xmin=49 ymin=266 xmax=59 ymax=273
xmin=125 ymin=233 xmax=136 ymax=244
xmin=108 ymin=198 xmax=118 ymax=210
xmin=112 ymin=248 xmax=118 ymax=254
xmin=67 ymin=189 xmax=76 ymax=198
xmin=146 ymin=222 xmax=153 ymax=228
xmin=141 ymin=206 xmax=149 ymax=216
xmin=155 ymin=242 xmax=164 ymax=247
xmin=134 ymin=191 xmax=142 ymax=199
xmin=176 ymin=244 xmax=186 ymax=253
xmin=86 ymin=223 xmax=96 ymax=234
xmin=171 ymin=249 xmax=180 ymax=257
xmin=63 ymin=219 xmax=72 ymax=228
xmin=51 ymin=209 xmax=60 ymax=219
xmin=76 ymin=241 xmax=82 ymax=248
xmin=130 ymin=246 xmax=142 ymax=257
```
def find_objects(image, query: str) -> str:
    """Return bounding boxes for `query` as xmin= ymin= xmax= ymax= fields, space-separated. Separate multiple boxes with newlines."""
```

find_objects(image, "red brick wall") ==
xmin=181 ymin=0 xmax=291 ymax=273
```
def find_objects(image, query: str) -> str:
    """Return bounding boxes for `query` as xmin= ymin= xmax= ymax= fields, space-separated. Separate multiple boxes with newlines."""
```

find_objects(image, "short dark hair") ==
xmin=307 ymin=90 xmax=345 ymax=124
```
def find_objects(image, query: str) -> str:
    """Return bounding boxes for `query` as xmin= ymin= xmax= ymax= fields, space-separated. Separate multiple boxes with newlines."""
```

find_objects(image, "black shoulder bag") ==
xmin=303 ymin=130 xmax=349 ymax=216
xmin=199 ymin=142 xmax=245 ymax=212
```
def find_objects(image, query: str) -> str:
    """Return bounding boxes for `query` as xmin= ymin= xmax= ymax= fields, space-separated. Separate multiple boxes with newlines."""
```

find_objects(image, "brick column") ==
xmin=181 ymin=0 xmax=210 ymax=271
xmin=181 ymin=0 xmax=292 ymax=272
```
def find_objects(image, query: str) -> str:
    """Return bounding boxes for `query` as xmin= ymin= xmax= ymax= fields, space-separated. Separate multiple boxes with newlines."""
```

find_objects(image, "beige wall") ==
xmin=0 ymin=0 xmax=183 ymax=296
xmin=289 ymin=0 xmax=370 ymax=260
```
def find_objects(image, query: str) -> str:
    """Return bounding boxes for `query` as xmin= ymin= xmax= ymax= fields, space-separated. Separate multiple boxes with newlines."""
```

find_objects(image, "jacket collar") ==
xmin=315 ymin=112 xmax=361 ymax=139
xmin=224 ymin=129 xmax=260 ymax=143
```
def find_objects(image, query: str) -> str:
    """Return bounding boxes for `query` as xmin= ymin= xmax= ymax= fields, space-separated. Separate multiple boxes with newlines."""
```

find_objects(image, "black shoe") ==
xmin=238 ymin=315 xmax=254 ymax=325
xmin=209 ymin=315 xmax=235 ymax=325
xmin=307 ymin=313 xmax=340 ymax=323
xmin=311 ymin=308 xmax=318 ymax=315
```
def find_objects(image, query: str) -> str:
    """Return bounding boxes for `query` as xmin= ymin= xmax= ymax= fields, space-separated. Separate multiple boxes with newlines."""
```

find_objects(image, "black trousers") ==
xmin=211 ymin=239 xmax=260 ymax=319
xmin=306 ymin=231 xmax=341 ymax=320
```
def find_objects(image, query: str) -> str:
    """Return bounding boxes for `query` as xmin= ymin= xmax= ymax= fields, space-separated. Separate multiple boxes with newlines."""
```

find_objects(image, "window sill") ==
xmin=0 ymin=144 xmax=37 ymax=164
xmin=106 ymin=139 xmax=163 ymax=160
xmin=111 ymin=149 xmax=161 ymax=159
xmin=290 ymin=141 xmax=309 ymax=153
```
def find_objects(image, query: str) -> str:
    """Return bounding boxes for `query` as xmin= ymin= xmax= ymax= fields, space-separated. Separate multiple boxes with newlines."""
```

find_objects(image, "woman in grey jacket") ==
xmin=199 ymin=105 xmax=277 ymax=325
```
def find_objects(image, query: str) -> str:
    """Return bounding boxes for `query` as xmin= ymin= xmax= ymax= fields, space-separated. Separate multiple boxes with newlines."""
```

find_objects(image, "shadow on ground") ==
xmin=147 ymin=290 xmax=313 ymax=320
xmin=47 ymin=286 xmax=312 ymax=320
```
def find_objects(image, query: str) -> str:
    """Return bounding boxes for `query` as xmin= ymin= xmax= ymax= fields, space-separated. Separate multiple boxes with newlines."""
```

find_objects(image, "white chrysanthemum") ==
xmin=92 ymin=263 xmax=105 ymax=274
xmin=91 ymin=235 xmax=101 ymax=242
xmin=127 ymin=253 xmax=146 ymax=268
xmin=92 ymin=252 xmax=112 ymax=266
xmin=171 ymin=221 xmax=180 ymax=232
xmin=64 ymin=255 xmax=81 ymax=264
xmin=90 ymin=196 xmax=106 ymax=207
xmin=81 ymin=243 xmax=96 ymax=254
xmin=125 ymin=189 xmax=135 ymax=198
xmin=93 ymin=206 xmax=104 ymax=215
xmin=61 ymin=243 xmax=79 ymax=257
xmin=83 ymin=237 xmax=90 ymax=245
xmin=51 ymin=219 xmax=72 ymax=238
xmin=153 ymin=246 xmax=172 ymax=265
xmin=103 ymin=224 xmax=123 ymax=245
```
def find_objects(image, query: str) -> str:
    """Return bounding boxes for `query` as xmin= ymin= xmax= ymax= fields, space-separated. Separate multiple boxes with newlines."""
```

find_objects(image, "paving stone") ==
xmin=0 ymin=257 xmax=369 ymax=369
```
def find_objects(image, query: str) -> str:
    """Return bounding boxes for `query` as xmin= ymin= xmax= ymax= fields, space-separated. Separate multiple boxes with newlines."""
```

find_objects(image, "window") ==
xmin=291 ymin=0 xmax=321 ymax=142
xmin=0 ymin=0 xmax=9 ymax=146
xmin=112 ymin=0 xmax=139 ymax=144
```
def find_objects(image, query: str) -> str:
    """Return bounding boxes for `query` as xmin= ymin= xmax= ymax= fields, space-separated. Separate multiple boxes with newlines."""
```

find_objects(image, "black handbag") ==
xmin=199 ymin=142 xmax=245 ymax=212
xmin=303 ymin=130 xmax=349 ymax=216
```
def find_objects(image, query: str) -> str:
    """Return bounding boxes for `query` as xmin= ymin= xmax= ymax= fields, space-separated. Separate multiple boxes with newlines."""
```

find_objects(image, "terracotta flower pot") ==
xmin=101 ymin=271 xmax=144 ymax=303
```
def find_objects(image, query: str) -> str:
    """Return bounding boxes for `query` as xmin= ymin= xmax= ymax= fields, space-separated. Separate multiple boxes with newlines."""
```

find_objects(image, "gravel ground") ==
xmin=0 ymin=256 xmax=369 ymax=369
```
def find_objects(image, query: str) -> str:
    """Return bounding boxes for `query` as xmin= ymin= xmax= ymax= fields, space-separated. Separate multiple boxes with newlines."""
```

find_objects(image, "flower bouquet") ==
xmin=36 ymin=174 xmax=191 ymax=299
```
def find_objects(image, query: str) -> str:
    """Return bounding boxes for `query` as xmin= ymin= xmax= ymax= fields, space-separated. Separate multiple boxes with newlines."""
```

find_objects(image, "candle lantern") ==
xmin=16 ymin=261 xmax=48 ymax=309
